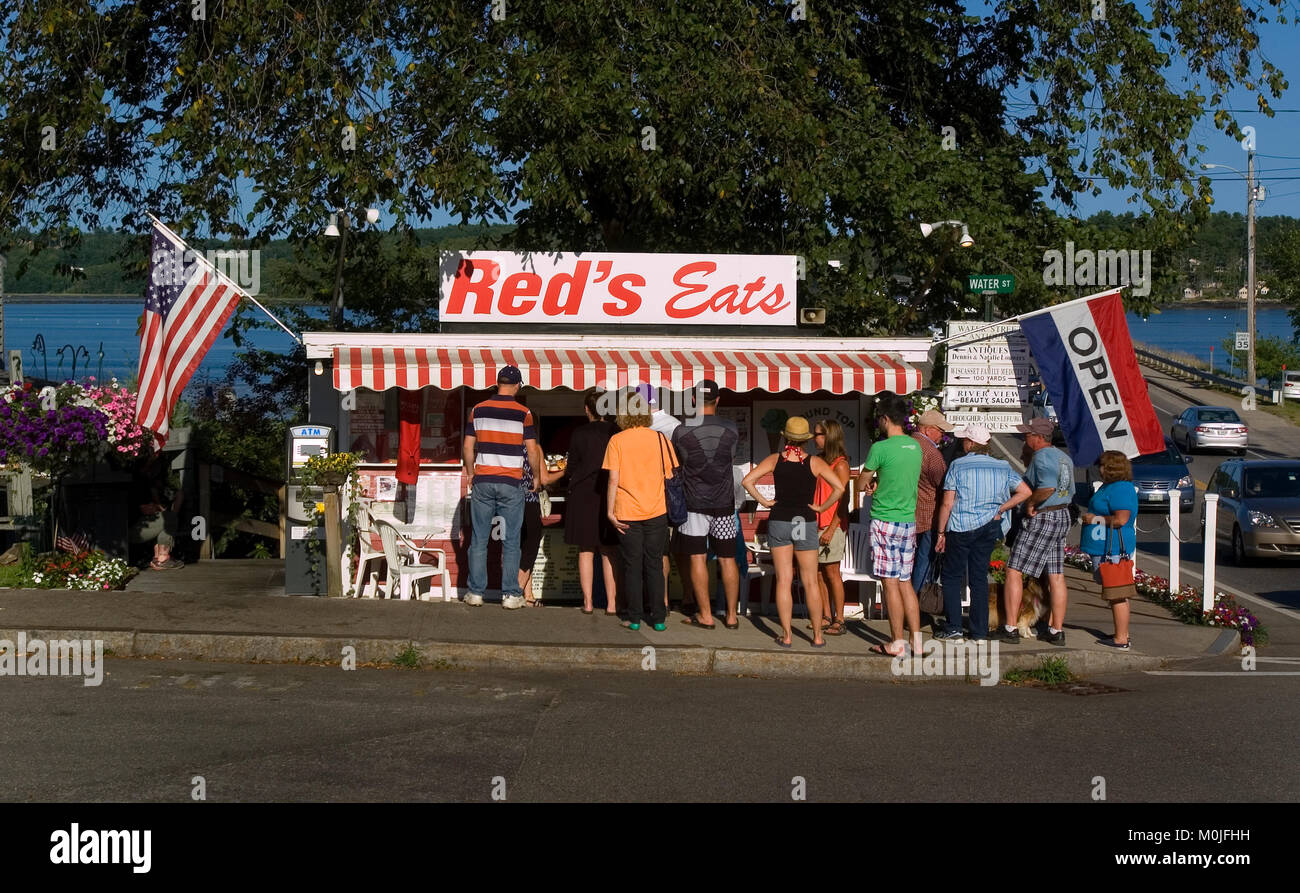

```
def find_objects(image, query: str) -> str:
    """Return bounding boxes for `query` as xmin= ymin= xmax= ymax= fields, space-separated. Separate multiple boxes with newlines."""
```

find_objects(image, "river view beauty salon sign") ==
xmin=439 ymin=251 xmax=797 ymax=326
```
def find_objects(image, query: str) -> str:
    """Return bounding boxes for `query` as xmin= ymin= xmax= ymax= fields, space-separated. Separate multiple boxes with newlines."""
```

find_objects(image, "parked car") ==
xmin=1171 ymin=405 xmax=1248 ymax=454
xmin=1085 ymin=437 xmax=1193 ymax=513
xmin=1284 ymin=370 xmax=1300 ymax=401
xmin=1030 ymin=390 xmax=1058 ymax=424
xmin=1201 ymin=459 xmax=1300 ymax=564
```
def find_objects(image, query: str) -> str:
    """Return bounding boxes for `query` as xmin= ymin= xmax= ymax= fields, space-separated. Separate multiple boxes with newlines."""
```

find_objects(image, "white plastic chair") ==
xmin=746 ymin=532 xmax=809 ymax=618
xmin=375 ymin=518 xmax=452 ymax=602
xmin=841 ymin=523 xmax=881 ymax=617
xmin=350 ymin=503 xmax=387 ymax=599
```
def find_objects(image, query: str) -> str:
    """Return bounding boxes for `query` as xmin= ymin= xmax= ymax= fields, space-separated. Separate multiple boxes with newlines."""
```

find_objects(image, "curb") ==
xmin=0 ymin=626 xmax=1175 ymax=683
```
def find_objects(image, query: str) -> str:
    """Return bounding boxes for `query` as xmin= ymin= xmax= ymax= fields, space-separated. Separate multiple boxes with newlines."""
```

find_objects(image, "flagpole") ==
xmin=146 ymin=212 xmax=303 ymax=345
xmin=930 ymin=287 xmax=1124 ymax=347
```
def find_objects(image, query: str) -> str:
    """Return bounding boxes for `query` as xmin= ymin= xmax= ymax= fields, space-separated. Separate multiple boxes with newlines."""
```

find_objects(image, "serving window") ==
xmin=345 ymin=387 xmax=463 ymax=465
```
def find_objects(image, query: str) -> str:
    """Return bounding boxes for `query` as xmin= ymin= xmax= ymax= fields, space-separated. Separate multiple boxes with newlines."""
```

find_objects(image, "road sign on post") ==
xmin=966 ymin=274 xmax=1014 ymax=294
xmin=1235 ymin=331 xmax=1250 ymax=351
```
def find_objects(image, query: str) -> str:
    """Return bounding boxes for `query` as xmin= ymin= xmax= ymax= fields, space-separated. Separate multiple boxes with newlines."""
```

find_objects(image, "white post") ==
xmin=1202 ymin=493 xmax=1218 ymax=612
xmin=1168 ymin=491 xmax=1180 ymax=594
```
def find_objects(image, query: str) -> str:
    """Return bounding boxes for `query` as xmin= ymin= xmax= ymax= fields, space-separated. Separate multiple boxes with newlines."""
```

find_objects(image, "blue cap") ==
xmin=497 ymin=365 xmax=522 ymax=385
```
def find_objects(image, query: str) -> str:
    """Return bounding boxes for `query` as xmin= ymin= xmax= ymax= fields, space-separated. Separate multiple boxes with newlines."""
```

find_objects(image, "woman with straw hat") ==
xmin=743 ymin=416 xmax=845 ymax=648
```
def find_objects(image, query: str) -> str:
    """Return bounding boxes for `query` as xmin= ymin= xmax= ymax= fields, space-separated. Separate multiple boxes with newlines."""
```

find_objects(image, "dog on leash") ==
xmin=989 ymin=574 xmax=1049 ymax=637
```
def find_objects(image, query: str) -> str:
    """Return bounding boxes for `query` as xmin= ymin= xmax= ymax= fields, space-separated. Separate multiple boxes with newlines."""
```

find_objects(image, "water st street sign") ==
xmin=966 ymin=274 xmax=1014 ymax=294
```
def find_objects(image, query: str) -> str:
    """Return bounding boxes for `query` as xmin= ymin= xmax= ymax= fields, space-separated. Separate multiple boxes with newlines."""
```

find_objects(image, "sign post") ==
xmin=942 ymin=319 xmax=1034 ymax=430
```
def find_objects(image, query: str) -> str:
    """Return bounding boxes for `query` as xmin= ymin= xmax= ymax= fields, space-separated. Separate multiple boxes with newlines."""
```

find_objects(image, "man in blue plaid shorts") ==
xmin=999 ymin=417 xmax=1075 ymax=645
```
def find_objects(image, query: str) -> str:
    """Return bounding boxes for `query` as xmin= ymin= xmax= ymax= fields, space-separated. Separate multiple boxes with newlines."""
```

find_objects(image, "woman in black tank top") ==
xmin=742 ymin=417 xmax=845 ymax=648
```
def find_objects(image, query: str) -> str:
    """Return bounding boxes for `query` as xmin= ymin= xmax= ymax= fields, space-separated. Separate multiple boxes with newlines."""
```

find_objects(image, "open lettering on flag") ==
xmin=1018 ymin=289 xmax=1164 ymax=466
xmin=135 ymin=222 xmax=244 ymax=446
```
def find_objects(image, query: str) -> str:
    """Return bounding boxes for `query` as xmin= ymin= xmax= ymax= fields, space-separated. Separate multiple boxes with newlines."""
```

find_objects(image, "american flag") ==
xmin=55 ymin=530 xmax=93 ymax=555
xmin=135 ymin=221 xmax=244 ymax=445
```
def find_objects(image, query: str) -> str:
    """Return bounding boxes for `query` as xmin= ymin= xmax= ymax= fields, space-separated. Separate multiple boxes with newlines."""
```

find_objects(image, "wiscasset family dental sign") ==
xmin=439 ymin=251 xmax=798 ymax=326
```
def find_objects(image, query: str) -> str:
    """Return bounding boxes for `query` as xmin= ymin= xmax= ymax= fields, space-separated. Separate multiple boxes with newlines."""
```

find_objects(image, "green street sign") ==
xmin=967 ymin=274 xmax=1014 ymax=294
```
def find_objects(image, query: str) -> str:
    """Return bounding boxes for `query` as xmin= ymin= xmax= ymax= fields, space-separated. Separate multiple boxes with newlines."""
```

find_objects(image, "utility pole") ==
xmin=1247 ymin=146 xmax=1257 ymax=389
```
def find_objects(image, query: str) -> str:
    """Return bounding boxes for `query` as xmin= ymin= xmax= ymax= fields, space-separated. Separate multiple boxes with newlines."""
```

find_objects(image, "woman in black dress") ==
xmin=565 ymin=389 xmax=621 ymax=614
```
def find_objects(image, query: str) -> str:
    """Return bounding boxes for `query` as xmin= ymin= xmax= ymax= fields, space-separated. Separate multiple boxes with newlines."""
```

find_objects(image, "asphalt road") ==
xmin=3 ymin=657 xmax=1297 ymax=803
xmin=993 ymin=384 xmax=1300 ymax=614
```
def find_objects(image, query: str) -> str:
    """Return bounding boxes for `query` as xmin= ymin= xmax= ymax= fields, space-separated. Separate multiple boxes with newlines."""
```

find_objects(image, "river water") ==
xmin=2 ymin=300 xmax=1293 ymax=386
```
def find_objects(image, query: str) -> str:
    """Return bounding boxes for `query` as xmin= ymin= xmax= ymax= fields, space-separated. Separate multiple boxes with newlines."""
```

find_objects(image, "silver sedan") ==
xmin=1171 ymin=405 xmax=1248 ymax=455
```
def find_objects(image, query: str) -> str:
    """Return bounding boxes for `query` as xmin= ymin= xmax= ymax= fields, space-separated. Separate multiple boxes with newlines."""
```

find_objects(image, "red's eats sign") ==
xmin=439 ymin=251 xmax=797 ymax=326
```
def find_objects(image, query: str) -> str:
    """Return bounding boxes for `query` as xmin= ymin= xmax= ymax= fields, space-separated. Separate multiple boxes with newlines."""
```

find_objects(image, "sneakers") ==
xmin=992 ymin=627 xmax=1021 ymax=644
xmin=1099 ymin=637 xmax=1130 ymax=650
xmin=1041 ymin=627 xmax=1066 ymax=646
xmin=464 ymin=593 xmax=484 ymax=606
xmin=933 ymin=629 xmax=965 ymax=641
xmin=502 ymin=595 xmax=526 ymax=610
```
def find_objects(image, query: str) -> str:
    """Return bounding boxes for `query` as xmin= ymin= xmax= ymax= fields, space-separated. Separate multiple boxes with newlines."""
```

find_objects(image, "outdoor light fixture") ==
xmin=314 ymin=360 xmax=324 ymax=376
xmin=920 ymin=220 xmax=974 ymax=247
xmin=324 ymin=206 xmax=381 ymax=329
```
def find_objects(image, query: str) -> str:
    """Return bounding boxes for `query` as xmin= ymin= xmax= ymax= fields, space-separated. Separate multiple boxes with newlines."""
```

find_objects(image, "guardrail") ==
xmin=1133 ymin=347 xmax=1276 ymax=400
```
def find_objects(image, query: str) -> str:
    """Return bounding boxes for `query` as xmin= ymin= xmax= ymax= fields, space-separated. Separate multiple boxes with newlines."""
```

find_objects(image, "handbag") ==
xmin=917 ymin=553 xmax=945 ymax=615
xmin=657 ymin=432 xmax=688 ymax=526
xmin=1097 ymin=527 xmax=1136 ymax=601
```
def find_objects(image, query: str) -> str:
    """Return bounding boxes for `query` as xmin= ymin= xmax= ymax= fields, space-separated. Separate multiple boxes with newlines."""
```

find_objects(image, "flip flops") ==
xmin=681 ymin=616 xmax=717 ymax=630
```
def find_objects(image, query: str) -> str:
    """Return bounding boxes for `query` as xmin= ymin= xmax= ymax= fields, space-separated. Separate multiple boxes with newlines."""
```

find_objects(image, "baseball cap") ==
xmin=917 ymin=409 xmax=954 ymax=432
xmin=1016 ymin=417 xmax=1056 ymax=438
xmin=954 ymin=424 xmax=991 ymax=445
xmin=497 ymin=365 xmax=523 ymax=385
xmin=634 ymin=383 xmax=659 ymax=407
xmin=698 ymin=379 xmax=720 ymax=401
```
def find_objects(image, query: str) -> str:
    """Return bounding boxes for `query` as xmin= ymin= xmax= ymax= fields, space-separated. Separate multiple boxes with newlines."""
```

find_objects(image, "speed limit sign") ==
xmin=1235 ymin=332 xmax=1250 ymax=351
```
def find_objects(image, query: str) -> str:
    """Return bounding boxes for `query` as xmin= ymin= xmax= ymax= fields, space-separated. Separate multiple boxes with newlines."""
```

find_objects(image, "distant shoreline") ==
xmin=1151 ymin=299 xmax=1284 ymax=311
xmin=2 ymin=294 xmax=311 ymax=304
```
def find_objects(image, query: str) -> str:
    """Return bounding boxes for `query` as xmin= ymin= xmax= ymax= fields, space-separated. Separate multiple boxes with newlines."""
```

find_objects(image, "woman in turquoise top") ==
xmin=1080 ymin=450 xmax=1139 ymax=649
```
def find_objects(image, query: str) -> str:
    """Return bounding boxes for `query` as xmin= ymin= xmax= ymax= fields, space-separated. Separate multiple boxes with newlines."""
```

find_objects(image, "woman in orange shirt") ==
xmin=603 ymin=395 xmax=680 ymax=631
xmin=813 ymin=419 xmax=852 ymax=635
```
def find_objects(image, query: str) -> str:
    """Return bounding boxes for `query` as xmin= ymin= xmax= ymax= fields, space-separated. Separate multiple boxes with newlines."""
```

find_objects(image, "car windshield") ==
xmin=1197 ymin=409 xmax=1241 ymax=423
xmin=1132 ymin=445 xmax=1183 ymax=466
xmin=1243 ymin=467 xmax=1300 ymax=499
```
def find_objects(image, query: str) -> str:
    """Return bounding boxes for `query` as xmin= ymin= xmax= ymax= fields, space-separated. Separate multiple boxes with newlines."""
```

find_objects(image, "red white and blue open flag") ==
xmin=135 ymin=221 xmax=243 ymax=446
xmin=1018 ymin=289 xmax=1164 ymax=467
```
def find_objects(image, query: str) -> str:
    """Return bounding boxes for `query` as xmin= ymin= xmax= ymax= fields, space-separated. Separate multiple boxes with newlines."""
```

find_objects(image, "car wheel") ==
xmin=1232 ymin=526 xmax=1249 ymax=567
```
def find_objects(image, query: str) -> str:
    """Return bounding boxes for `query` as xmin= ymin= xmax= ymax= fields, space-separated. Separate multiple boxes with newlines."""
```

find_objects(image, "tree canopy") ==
xmin=1 ymin=0 xmax=1294 ymax=334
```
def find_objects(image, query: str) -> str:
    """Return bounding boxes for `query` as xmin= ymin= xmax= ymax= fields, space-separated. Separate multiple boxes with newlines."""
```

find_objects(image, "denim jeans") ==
xmin=941 ymin=518 xmax=1000 ymax=638
xmin=467 ymin=480 xmax=526 ymax=598
xmin=619 ymin=514 xmax=669 ymax=624
xmin=912 ymin=528 xmax=936 ymax=592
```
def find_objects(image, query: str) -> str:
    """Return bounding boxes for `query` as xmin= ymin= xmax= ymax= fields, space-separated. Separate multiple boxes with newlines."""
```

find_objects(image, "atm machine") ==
xmin=284 ymin=423 xmax=336 ymax=596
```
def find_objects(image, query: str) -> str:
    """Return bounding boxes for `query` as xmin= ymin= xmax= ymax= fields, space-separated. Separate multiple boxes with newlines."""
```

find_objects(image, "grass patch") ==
xmin=391 ymin=643 xmax=423 ymax=669
xmin=1002 ymin=656 xmax=1074 ymax=686
xmin=0 ymin=564 xmax=26 ymax=587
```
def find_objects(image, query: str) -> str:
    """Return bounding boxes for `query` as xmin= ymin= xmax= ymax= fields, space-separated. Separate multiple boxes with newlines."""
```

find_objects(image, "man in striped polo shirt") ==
xmin=462 ymin=365 xmax=539 ymax=609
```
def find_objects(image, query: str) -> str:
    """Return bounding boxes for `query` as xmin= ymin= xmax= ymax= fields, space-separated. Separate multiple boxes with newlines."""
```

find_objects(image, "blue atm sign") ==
xmin=291 ymin=425 xmax=328 ymax=438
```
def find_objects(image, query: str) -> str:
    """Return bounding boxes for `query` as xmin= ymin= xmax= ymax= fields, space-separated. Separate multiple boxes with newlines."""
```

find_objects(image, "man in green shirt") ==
xmin=856 ymin=395 xmax=923 ymax=656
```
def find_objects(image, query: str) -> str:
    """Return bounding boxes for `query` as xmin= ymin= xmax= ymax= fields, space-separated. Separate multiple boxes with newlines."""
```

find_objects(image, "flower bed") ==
xmin=1064 ymin=546 xmax=1266 ymax=646
xmin=19 ymin=547 xmax=137 ymax=591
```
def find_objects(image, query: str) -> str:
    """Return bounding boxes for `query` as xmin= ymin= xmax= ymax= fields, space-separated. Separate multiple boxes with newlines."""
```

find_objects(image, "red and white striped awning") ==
xmin=332 ymin=346 xmax=922 ymax=395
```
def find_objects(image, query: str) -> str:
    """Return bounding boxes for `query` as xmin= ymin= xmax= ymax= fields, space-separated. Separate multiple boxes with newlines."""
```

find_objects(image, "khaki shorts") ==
xmin=817 ymin=525 xmax=846 ymax=564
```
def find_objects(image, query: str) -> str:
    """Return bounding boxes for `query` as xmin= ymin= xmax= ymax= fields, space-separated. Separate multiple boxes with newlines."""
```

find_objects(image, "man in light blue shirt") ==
xmin=935 ymin=425 xmax=1031 ymax=640
xmin=1002 ymin=417 xmax=1076 ymax=645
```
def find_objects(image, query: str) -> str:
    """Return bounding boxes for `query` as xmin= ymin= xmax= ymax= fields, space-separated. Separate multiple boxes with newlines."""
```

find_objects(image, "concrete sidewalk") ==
xmin=0 ymin=559 xmax=1237 ymax=682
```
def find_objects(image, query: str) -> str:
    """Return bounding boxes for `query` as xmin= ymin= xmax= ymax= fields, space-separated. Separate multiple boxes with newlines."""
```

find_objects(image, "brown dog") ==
xmin=989 ymin=574 xmax=1049 ymax=637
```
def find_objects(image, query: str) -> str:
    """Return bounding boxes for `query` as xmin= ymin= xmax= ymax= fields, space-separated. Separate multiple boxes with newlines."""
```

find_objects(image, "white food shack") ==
xmin=297 ymin=251 xmax=933 ymax=602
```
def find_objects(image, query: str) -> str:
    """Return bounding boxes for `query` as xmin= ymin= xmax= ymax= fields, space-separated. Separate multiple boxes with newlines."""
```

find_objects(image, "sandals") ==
xmin=681 ymin=616 xmax=717 ymax=630
xmin=870 ymin=642 xmax=908 ymax=658
xmin=774 ymin=636 xmax=793 ymax=648
xmin=724 ymin=619 xmax=740 ymax=630
xmin=581 ymin=606 xmax=594 ymax=614
xmin=824 ymin=620 xmax=847 ymax=636
xmin=150 ymin=558 xmax=184 ymax=570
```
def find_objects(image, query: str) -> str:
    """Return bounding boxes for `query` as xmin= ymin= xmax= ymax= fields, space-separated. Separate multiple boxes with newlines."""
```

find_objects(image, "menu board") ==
xmin=717 ymin=405 xmax=752 ymax=465
xmin=531 ymin=530 xmax=584 ymax=602
xmin=349 ymin=390 xmax=388 ymax=460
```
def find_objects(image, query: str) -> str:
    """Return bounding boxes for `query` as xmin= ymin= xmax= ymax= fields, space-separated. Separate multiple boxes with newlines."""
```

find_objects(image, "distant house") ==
xmin=1183 ymin=287 xmax=1202 ymax=300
